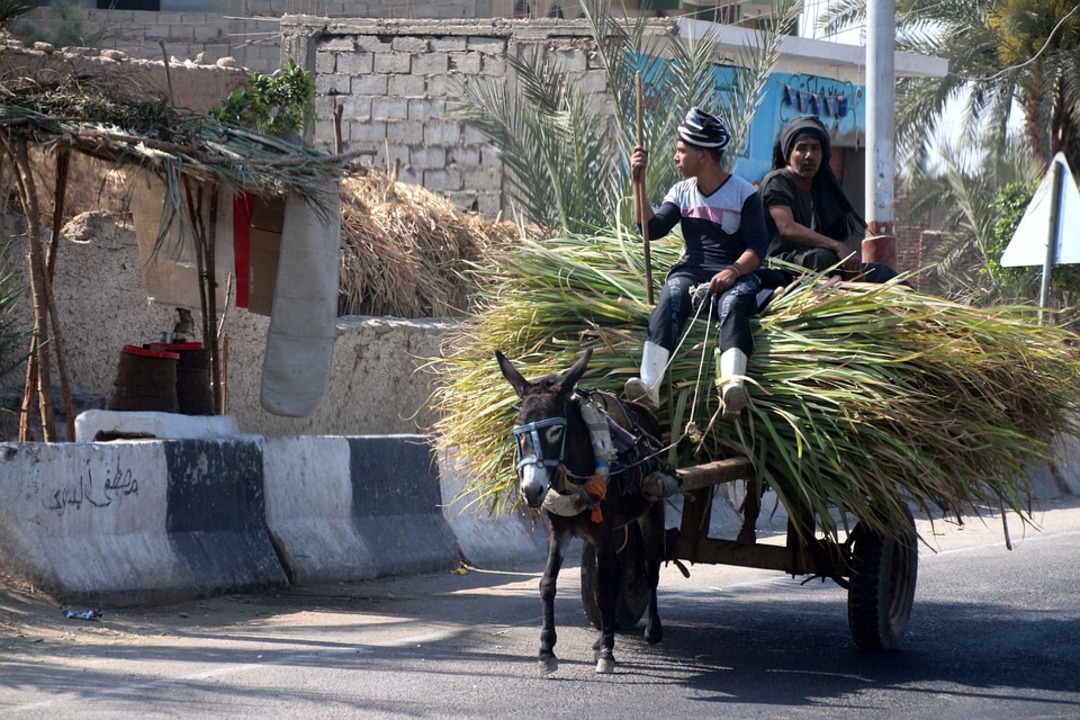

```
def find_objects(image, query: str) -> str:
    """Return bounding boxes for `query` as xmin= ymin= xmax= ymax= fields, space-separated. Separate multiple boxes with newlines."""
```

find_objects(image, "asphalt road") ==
xmin=2 ymin=498 xmax=1079 ymax=719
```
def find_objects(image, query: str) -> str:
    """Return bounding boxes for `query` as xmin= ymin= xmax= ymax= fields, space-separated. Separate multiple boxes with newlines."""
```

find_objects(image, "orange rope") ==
xmin=583 ymin=474 xmax=608 ymax=524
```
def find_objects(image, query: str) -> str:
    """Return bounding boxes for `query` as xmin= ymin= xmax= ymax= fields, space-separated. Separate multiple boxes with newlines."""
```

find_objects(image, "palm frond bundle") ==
xmin=432 ymin=227 xmax=1080 ymax=540
xmin=0 ymin=71 xmax=359 ymax=211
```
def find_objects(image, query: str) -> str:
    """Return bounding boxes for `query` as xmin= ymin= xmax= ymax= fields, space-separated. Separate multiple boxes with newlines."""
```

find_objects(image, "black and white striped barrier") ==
xmin=0 ymin=435 xmax=549 ymax=605
xmin=0 ymin=439 xmax=287 ymax=606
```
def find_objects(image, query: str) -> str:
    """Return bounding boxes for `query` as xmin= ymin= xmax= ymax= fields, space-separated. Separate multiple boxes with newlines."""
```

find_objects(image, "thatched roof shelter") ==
xmin=0 ymin=59 xmax=363 ymax=441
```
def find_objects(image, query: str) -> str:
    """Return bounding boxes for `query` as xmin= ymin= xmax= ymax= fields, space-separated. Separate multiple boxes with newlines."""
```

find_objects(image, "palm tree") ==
xmin=899 ymin=132 xmax=1040 ymax=302
xmin=0 ymin=0 xmax=32 ymax=32
xmin=819 ymin=0 xmax=1080 ymax=175
xmin=445 ymin=0 xmax=800 ymax=234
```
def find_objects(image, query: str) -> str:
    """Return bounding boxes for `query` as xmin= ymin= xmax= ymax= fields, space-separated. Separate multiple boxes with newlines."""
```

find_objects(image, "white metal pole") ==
xmin=864 ymin=0 xmax=896 ymax=267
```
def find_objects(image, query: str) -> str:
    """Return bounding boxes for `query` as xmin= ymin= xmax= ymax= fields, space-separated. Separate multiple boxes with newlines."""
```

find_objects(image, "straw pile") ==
xmin=338 ymin=171 xmax=517 ymax=317
xmin=432 ymin=227 xmax=1080 ymax=539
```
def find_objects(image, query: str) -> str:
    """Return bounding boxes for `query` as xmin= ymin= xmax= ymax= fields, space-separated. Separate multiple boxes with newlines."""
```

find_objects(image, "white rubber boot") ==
xmin=624 ymin=341 xmax=669 ymax=412
xmin=719 ymin=347 xmax=749 ymax=419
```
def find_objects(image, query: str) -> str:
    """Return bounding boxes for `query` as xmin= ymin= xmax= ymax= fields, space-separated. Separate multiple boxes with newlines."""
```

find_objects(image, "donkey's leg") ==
xmin=538 ymin=522 xmax=567 ymax=675
xmin=640 ymin=503 xmax=665 ymax=645
xmin=591 ymin=535 xmax=620 ymax=674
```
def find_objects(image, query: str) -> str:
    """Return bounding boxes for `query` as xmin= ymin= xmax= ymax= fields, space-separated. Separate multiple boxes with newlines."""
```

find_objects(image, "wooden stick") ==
xmin=205 ymin=187 xmax=222 ymax=414
xmin=333 ymin=102 xmax=344 ymax=155
xmin=635 ymin=71 xmax=654 ymax=305
xmin=46 ymin=148 xmax=76 ymax=440
xmin=9 ymin=139 xmax=56 ymax=440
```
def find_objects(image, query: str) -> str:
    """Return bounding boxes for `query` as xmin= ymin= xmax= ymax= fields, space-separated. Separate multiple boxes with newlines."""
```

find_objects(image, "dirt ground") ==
xmin=0 ymin=572 xmax=299 ymax=655
xmin=0 ymin=567 xmax=450 ymax=657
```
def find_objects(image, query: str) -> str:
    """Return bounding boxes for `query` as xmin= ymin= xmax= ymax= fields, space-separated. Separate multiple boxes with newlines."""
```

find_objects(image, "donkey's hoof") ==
xmin=645 ymin=625 xmax=663 ymax=645
xmin=538 ymin=656 xmax=559 ymax=675
xmin=595 ymin=656 xmax=615 ymax=674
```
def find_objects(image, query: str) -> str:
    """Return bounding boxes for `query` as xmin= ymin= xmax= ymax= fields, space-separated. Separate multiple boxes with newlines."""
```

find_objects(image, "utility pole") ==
xmin=863 ymin=0 xmax=896 ymax=268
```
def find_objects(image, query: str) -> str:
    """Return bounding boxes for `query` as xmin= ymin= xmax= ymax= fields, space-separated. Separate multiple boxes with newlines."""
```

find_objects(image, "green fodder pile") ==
xmin=431 ymin=227 xmax=1080 ymax=540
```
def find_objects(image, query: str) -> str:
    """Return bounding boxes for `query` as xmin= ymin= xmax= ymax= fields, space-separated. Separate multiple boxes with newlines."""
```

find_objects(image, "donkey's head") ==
xmin=496 ymin=349 xmax=593 ymax=508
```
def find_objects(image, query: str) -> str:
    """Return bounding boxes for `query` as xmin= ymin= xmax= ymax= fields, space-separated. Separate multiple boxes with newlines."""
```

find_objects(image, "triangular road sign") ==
xmin=1000 ymin=153 xmax=1080 ymax=267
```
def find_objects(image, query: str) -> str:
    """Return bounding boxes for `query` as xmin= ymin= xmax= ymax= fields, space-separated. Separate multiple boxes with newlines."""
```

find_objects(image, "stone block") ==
xmin=462 ymin=167 xmax=503 ymax=191
xmin=424 ymin=74 xmax=454 ymax=97
xmin=315 ymin=51 xmax=336 ymax=74
xmin=316 ymin=73 xmax=351 ymax=96
xmin=468 ymin=37 xmax=506 ymax=54
xmin=352 ymin=74 xmax=389 ymax=96
xmin=387 ymin=120 xmax=424 ymax=144
xmin=447 ymin=146 xmax=480 ymax=166
xmin=408 ymin=98 xmax=445 ymax=122
xmin=356 ymin=35 xmax=393 ymax=52
xmin=388 ymin=74 xmax=426 ymax=98
xmin=410 ymin=146 xmax=447 ymax=167
xmin=391 ymin=36 xmax=428 ymax=53
xmin=396 ymin=165 xmax=423 ymax=185
xmin=423 ymin=167 xmax=463 ymax=192
xmin=371 ymin=96 xmax=409 ymax=121
xmin=550 ymin=48 xmax=588 ymax=73
xmin=349 ymin=120 xmax=387 ymax=144
xmin=373 ymin=52 xmax=411 ymax=74
xmin=480 ymin=55 xmax=506 ymax=77
xmin=475 ymin=191 xmax=502 ymax=218
xmin=448 ymin=51 xmax=481 ymax=74
xmin=339 ymin=96 xmax=372 ymax=122
xmin=464 ymin=126 xmax=491 ymax=145
xmin=192 ymin=24 xmax=223 ymax=43
xmin=412 ymin=52 xmax=448 ymax=75
xmin=337 ymin=51 xmax=373 ymax=75
xmin=430 ymin=37 xmax=467 ymax=52
xmin=320 ymin=38 xmax=356 ymax=53
xmin=423 ymin=120 xmax=462 ymax=145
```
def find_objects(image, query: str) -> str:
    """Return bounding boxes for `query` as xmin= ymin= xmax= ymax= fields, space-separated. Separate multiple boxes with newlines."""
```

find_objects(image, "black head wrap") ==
xmin=769 ymin=115 xmax=864 ymax=240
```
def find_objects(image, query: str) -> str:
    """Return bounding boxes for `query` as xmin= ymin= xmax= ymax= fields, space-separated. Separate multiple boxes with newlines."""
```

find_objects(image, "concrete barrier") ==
xmin=346 ymin=435 xmax=461 ymax=577
xmin=0 ymin=439 xmax=286 ymax=606
xmin=262 ymin=436 xmax=379 ymax=585
xmin=438 ymin=448 xmax=548 ymax=567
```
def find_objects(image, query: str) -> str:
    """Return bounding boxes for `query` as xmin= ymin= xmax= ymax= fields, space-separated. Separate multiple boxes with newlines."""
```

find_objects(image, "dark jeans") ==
xmin=647 ymin=266 xmax=760 ymax=357
xmin=773 ymin=247 xmax=903 ymax=283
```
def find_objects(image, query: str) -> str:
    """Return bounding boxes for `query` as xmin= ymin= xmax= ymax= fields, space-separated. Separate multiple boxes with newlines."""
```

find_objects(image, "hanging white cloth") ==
xmin=259 ymin=184 xmax=340 ymax=417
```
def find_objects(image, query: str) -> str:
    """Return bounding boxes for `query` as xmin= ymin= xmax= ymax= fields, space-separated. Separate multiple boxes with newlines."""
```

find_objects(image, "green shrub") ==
xmin=210 ymin=60 xmax=316 ymax=138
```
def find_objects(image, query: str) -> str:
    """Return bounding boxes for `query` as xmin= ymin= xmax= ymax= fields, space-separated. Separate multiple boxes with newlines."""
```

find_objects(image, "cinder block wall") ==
xmin=285 ymin=17 xmax=626 ymax=217
xmin=66 ymin=0 xmax=488 ymax=74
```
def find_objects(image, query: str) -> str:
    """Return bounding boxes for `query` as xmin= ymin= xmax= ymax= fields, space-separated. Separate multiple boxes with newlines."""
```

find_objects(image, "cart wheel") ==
xmin=847 ymin=505 xmax=918 ymax=651
xmin=581 ymin=523 xmax=650 ymax=631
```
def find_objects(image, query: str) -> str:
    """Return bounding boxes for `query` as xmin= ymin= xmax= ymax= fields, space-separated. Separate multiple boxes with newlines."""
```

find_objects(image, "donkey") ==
xmin=496 ymin=348 xmax=671 ymax=674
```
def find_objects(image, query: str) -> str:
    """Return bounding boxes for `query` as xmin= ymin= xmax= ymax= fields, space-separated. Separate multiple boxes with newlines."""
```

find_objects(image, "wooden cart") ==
xmin=580 ymin=457 xmax=919 ymax=651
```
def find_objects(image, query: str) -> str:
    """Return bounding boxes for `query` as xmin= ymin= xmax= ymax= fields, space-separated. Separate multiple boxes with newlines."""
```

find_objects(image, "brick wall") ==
xmin=287 ymin=17 xmax=622 ymax=217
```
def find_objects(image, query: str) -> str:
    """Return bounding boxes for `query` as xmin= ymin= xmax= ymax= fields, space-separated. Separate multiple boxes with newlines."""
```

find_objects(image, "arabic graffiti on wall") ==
xmin=44 ymin=458 xmax=140 ymax=516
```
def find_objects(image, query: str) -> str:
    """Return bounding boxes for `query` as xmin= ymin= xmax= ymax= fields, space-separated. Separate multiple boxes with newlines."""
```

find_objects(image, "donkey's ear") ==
xmin=558 ymin=348 xmax=592 ymax=392
xmin=496 ymin=349 xmax=530 ymax=398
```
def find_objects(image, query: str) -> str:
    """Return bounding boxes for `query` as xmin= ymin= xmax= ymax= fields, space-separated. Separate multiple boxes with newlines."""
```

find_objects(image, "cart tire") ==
xmin=847 ymin=506 xmax=918 ymax=651
xmin=581 ymin=524 xmax=650 ymax=631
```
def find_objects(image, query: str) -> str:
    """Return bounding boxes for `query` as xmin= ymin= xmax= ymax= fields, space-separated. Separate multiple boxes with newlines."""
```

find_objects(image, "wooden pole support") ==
xmin=634 ymin=71 xmax=654 ymax=305
xmin=675 ymin=456 xmax=755 ymax=493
